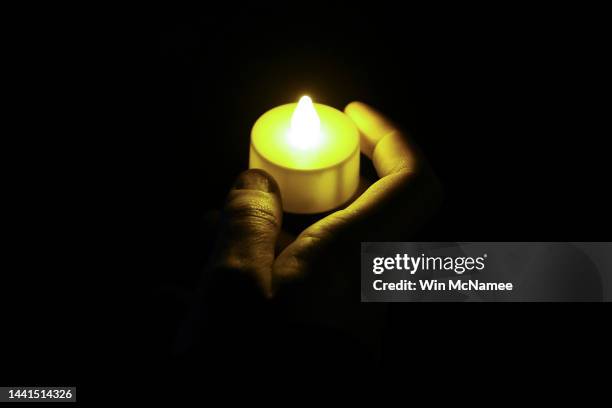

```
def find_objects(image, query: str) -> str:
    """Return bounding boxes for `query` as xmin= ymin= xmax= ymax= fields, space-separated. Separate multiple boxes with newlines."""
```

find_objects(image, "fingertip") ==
xmin=344 ymin=100 xmax=386 ymax=121
xmin=344 ymin=100 xmax=368 ymax=116
xmin=233 ymin=169 xmax=280 ymax=194
xmin=345 ymin=101 xmax=421 ymax=178
xmin=345 ymin=101 xmax=392 ymax=158
xmin=345 ymin=100 xmax=394 ymax=132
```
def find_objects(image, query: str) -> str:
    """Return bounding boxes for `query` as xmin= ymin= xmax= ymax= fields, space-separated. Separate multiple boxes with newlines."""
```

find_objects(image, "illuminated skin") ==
xmin=209 ymin=101 xmax=443 ymax=298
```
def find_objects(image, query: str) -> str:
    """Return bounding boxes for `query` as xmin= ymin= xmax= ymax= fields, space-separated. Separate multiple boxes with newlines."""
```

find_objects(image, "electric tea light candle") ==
xmin=249 ymin=96 xmax=360 ymax=214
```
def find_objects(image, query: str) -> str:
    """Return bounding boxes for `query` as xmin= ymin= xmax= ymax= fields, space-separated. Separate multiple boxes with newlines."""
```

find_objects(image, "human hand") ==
xmin=179 ymin=101 xmax=443 ymax=365
xmin=206 ymin=101 xmax=442 ymax=300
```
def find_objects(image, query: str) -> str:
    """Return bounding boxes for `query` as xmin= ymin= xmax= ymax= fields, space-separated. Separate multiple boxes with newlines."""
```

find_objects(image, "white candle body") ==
xmin=249 ymin=102 xmax=360 ymax=214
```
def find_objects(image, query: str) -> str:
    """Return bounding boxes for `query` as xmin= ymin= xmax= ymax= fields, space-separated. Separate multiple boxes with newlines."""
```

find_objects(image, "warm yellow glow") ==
xmin=250 ymin=99 xmax=360 ymax=213
xmin=288 ymin=95 xmax=322 ymax=149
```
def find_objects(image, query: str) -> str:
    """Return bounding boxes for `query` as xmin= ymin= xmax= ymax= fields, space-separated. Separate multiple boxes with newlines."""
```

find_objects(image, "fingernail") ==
xmin=233 ymin=169 xmax=279 ymax=193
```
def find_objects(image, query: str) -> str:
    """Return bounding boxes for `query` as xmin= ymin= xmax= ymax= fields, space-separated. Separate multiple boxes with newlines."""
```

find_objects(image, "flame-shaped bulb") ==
xmin=288 ymin=96 xmax=322 ymax=149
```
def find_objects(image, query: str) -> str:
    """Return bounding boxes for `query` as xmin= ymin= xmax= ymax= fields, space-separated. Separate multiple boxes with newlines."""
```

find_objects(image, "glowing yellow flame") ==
xmin=288 ymin=96 xmax=321 ymax=149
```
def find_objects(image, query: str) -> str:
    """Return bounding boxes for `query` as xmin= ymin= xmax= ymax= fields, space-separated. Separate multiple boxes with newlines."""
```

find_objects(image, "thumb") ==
xmin=210 ymin=169 xmax=283 ymax=298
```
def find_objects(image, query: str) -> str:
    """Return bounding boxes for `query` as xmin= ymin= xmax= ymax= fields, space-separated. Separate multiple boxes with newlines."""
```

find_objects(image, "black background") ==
xmin=144 ymin=7 xmax=610 ymax=384
xmin=2 ymin=6 xmax=610 ymax=399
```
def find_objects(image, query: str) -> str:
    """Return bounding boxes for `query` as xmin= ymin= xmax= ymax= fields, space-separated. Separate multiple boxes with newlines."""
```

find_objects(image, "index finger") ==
xmin=345 ymin=101 xmax=420 ymax=177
